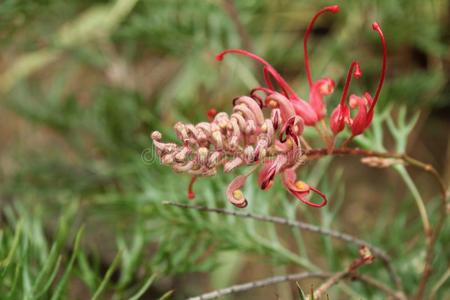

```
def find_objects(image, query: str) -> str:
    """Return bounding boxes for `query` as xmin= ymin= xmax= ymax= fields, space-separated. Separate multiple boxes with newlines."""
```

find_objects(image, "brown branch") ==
xmin=312 ymin=246 xmax=407 ymax=299
xmin=186 ymin=270 xmax=403 ymax=300
xmin=313 ymin=246 xmax=374 ymax=299
xmin=186 ymin=272 xmax=327 ymax=300
xmin=305 ymin=147 xmax=449 ymax=298
xmin=162 ymin=201 xmax=401 ymax=290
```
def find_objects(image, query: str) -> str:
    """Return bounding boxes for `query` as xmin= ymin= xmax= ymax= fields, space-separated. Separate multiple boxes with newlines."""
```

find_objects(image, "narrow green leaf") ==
xmin=158 ymin=290 xmax=173 ymax=300
xmin=35 ymin=255 xmax=63 ymax=299
xmin=50 ymin=226 xmax=84 ymax=300
xmin=296 ymin=282 xmax=307 ymax=300
xmin=91 ymin=250 xmax=122 ymax=300
xmin=128 ymin=274 xmax=156 ymax=300
xmin=0 ymin=221 xmax=22 ymax=268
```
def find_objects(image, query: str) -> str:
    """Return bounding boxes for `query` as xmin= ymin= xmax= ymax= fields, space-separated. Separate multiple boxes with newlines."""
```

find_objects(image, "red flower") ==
xmin=281 ymin=168 xmax=328 ymax=208
xmin=330 ymin=61 xmax=362 ymax=135
xmin=330 ymin=22 xmax=387 ymax=137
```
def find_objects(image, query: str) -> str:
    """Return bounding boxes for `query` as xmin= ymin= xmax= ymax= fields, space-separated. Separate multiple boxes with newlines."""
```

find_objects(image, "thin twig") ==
xmin=312 ymin=246 xmax=407 ymax=299
xmin=185 ymin=270 xmax=404 ymax=300
xmin=305 ymin=147 xmax=449 ymax=298
xmin=162 ymin=201 xmax=401 ymax=289
xmin=186 ymin=272 xmax=327 ymax=300
xmin=354 ymin=273 xmax=406 ymax=299
xmin=312 ymin=266 xmax=406 ymax=299
xmin=429 ymin=266 xmax=450 ymax=300
xmin=313 ymin=246 xmax=374 ymax=299
xmin=312 ymin=271 xmax=347 ymax=299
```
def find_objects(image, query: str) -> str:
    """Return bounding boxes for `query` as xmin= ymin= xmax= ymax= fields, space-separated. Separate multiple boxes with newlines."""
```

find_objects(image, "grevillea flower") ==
xmin=151 ymin=90 xmax=321 ymax=208
xmin=151 ymin=5 xmax=387 ymax=209
xmin=330 ymin=22 xmax=387 ymax=137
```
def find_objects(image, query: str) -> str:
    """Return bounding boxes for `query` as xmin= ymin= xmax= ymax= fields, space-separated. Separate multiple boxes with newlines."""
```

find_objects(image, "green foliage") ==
xmin=0 ymin=201 xmax=168 ymax=299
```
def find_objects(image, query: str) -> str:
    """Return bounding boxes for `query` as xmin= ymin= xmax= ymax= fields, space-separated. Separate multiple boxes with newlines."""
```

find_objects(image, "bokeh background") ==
xmin=0 ymin=0 xmax=449 ymax=299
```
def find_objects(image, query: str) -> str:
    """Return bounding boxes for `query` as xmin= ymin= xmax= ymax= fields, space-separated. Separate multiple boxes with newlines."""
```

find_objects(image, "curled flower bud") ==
xmin=226 ymin=175 xmax=248 ymax=208
xmin=282 ymin=168 xmax=327 ymax=207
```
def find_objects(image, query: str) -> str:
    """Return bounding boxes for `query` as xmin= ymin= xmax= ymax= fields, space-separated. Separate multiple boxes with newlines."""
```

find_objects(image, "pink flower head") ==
xmin=282 ymin=168 xmax=328 ymax=208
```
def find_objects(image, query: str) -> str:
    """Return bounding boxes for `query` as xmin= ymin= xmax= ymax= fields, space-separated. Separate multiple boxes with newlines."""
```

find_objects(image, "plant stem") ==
xmin=162 ymin=201 xmax=400 ymax=288
xmin=186 ymin=272 xmax=327 ymax=300
xmin=185 ymin=270 xmax=403 ymax=300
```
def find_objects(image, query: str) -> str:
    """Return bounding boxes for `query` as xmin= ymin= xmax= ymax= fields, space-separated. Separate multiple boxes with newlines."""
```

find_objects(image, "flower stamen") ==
xmin=216 ymin=49 xmax=299 ymax=100
xmin=304 ymin=5 xmax=340 ymax=87
xmin=368 ymin=22 xmax=387 ymax=115
xmin=188 ymin=176 xmax=197 ymax=199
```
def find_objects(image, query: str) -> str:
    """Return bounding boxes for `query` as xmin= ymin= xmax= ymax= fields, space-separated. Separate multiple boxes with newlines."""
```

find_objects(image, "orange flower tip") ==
xmin=328 ymin=5 xmax=340 ymax=13
xmin=372 ymin=22 xmax=381 ymax=31
xmin=295 ymin=181 xmax=310 ymax=191
xmin=267 ymin=100 xmax=278 ymax=108
xmin=286 ymin=138 xmax=293 ymax=148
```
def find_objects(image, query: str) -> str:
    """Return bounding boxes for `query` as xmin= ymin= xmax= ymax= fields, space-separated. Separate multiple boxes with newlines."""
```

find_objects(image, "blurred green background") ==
xmin=0 ymin=0 xmax=449 ymax=299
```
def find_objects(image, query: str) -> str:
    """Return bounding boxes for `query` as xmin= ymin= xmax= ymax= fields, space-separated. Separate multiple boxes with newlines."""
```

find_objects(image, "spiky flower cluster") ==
xmin=151 ymin=4 xmax=387 ymax=209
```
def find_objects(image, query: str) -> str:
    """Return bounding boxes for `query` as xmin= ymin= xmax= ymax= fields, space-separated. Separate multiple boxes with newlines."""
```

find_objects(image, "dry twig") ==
xmin=163 ymin=201 xmax=401 ymax=289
